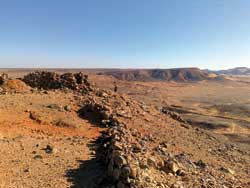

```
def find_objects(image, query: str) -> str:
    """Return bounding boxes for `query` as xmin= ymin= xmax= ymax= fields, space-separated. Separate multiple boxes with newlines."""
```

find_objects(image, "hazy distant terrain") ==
xmin=93 ymin=72 xmax=250 ymax=146
xmin=3 ymin=67 xmax=249 ymax=81
xmin=0 ymin=67 xmax=214 ymax=81
xmin=98 ymin=68 xmax=212 ymax=82
xmin=205 ymin=67 xmax=250 ymax=76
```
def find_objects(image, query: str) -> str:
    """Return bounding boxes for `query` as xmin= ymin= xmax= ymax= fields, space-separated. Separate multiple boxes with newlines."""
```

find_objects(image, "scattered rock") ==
xmin=53 ymin=119 xmax=75 ymax=128
xmin=29 ymin=111 xmax=42 ymax=124
xmin=220 ymin=167 xmax=235 ymax=175
xmin=163 ymin=160 xmax=180 ymax=174
xmin=114 ymin=155 xmax=127 ymax=168
xmin=44 ymin=145 xmax=53 ymax=154
xmin=47 ymin=104 xmax=62 ymax=110
xmin=64 ymin=105 xmax=72 ymax=112
xmin=33 ymin=155 xmax=43 ymax=160
xmin=23 ymin=168 xmax=30 ymax=173
xmin=195 ymin=160 xmax=206 ymax=169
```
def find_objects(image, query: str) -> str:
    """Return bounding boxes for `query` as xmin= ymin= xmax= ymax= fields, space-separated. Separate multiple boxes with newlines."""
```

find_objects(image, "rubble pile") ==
xmin=22 ymin=71 xmax=91 ymax=91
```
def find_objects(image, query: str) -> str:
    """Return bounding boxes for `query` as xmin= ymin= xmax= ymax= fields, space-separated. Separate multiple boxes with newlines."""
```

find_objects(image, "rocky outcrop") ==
xmin=22 ymin=71 xmax=91 ymax=91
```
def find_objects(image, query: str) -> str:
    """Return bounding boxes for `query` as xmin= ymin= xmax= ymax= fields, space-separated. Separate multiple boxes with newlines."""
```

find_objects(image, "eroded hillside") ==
xmin=98 ymin=68 xmax=214 ymax=82
xmin=0 ymin=72 xmax=249 ymax=188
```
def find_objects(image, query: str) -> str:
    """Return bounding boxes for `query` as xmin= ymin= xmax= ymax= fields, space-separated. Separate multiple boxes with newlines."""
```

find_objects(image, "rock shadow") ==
xmin=187 ymin=119 xmax=229 ymax=130
xmin=224 ymin=133 xmax=250 ymax=144
xmin=66 ymin=102 xmax=115 ymax=187
xmin=65 ymin=136 xmax=108 ymax=188
xmin=77 ymin=106 xmax=104 ymax=128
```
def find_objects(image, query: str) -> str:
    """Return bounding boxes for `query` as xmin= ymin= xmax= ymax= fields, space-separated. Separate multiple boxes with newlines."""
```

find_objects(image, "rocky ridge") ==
xmin=3 ymin=71 xmax=249 ymax=188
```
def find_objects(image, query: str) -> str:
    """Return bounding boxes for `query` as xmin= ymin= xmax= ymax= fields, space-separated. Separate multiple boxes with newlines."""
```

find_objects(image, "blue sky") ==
xmin=0 ymin=0 xmax=250 ymax=69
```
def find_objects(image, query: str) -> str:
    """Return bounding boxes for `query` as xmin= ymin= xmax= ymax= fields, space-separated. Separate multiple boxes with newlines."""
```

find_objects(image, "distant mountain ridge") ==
xmin=205 ymin=67 xmax=250 ymax=76
xmin=99 ymin=68 xmax=212 ymax=82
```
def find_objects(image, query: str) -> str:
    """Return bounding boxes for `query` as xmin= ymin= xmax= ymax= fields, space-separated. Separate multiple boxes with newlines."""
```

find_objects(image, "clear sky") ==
xmin=0 ymin=0 xmax=250 ymax=69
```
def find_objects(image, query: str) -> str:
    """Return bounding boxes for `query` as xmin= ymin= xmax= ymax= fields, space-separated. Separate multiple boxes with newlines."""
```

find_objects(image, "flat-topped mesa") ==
xmin=22 ymin=71 xmax=92 ymax=91
xmin=98 ymin=68 xmax=212 ymax=82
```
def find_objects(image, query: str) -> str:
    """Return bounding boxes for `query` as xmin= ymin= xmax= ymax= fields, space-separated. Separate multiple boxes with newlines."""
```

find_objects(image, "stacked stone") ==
xmin=80 ymin=90 xmax=190 ymax=187
xmin=79 ymin=100 xmax=120 ymax=127
xmin=23 ymin=71 xmax=62 ymax=89
xmin=104 ymin=125 xmax=138 ymax=188
xmin=79 ymin=95 xmax=139 ymax=187
xmin=22 ymin=71 xmax=91 ymax=91
xmin=60 ymin=73 xmax=78 ymax=90
xmin=74 ymin=72 xmax=91 ymax=87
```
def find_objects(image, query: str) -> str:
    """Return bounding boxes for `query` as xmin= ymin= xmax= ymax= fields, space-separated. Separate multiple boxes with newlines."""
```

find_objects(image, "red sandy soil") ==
xmin=0 ymin=91 xmax=105 ymax=188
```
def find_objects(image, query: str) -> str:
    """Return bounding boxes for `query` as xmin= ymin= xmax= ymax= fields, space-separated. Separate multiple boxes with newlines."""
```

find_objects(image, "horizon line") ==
xmin=0 ymin=66 xmax=249 ymax=71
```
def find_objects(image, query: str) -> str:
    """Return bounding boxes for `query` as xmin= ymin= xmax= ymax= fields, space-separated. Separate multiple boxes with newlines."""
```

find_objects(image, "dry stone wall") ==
xmin=22 ymin=71 xmax=91 ymax=91
xmin=78 ymin=92 xmax=161 ymax=187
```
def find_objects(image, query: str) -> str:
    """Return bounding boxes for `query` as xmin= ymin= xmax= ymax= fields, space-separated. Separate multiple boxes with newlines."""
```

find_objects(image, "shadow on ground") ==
xmin=66 ymin=105 xmax=111 ymax=188
xmin=224 ymin=133 xmax=250 ymax=144
xmin=65 ymin=137 xmax=107 ymax=188
xmin=187 ymin=119 xmax=229 ymax=130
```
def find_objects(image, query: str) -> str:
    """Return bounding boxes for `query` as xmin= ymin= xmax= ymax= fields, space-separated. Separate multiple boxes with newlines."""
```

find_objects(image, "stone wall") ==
xmin=79 ymin=98 xmax=138 ymax=188
xmin=22 ymin=71 xmax=91 ymax=90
